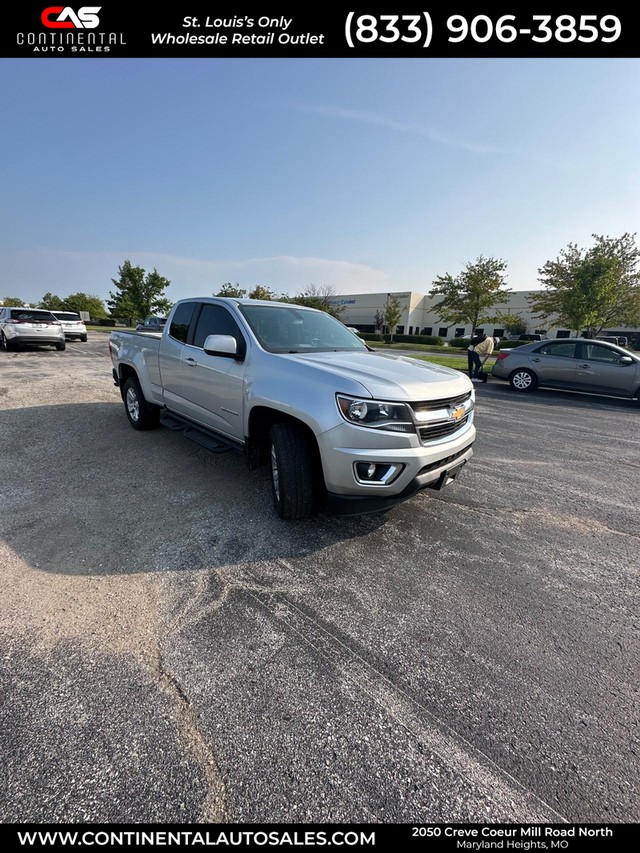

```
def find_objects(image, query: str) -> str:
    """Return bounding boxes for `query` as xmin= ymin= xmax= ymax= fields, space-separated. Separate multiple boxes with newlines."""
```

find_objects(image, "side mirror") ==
xmin=619 ymin=355 xmax=634 ymax=365
xmin=203 ymin=334 xmax=240 ymax=358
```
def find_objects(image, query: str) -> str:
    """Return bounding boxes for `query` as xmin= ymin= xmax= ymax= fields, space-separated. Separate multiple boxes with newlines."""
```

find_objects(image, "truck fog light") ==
xmin=354 ymin=462 xmax=404 ymax=485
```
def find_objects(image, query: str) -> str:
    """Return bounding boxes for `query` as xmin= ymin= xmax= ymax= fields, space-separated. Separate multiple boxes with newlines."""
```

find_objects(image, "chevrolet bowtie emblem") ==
xmin=449 ymin=406 xmax=466 ymax=421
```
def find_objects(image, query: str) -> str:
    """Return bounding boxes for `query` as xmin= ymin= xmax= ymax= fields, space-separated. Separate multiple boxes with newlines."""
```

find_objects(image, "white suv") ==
xmin=0 ymin=307 xmax=66 ymax=351
xmin=52 ymin=311 xmax=88 ymax=342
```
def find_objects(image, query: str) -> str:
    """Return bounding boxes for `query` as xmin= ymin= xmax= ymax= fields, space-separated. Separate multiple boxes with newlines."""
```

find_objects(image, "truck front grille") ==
xmin=418 ymin=416 xmax=469 ymax=443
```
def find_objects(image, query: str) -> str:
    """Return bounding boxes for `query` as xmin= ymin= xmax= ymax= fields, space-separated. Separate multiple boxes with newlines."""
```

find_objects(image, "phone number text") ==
xmin=344 ymin=13 xmax=622 ymax=48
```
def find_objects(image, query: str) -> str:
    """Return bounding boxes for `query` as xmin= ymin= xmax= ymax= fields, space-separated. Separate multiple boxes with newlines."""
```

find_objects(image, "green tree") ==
xmin=431 ymin=256 xmax=511 ymax=333
xmin=248 ymin=285 xmax=276 ymax=300
xmin=494 ymin=312 xmax=527 ymax=337
xmin=108 ymin=260 xmax=172 ymax=321
xmin=63 ymin=292 xmax=108 ymax=318
xmin=384 ymin=295 xmax=403 ymax=341
xmin=287 ymin=284 xmax=344 ymax=319
xmin=2 ymin=296 xmax=25 ymax=307
xmin=216 ymin=283 xmax=246 ymax=298
xmin=529 ymin=233 xmax=640 ymax=336
xmin=38 ymin=292 xmax=65 ymax=310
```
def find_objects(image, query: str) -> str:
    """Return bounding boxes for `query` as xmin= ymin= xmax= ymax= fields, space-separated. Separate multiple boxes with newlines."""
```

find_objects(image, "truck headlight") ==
xmin=336 ymin=395 xmax=415 ymax=433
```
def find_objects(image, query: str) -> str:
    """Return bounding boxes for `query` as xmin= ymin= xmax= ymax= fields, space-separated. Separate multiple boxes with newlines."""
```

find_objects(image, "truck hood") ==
xmin=279 ymin=350 xmax=472 ymax=401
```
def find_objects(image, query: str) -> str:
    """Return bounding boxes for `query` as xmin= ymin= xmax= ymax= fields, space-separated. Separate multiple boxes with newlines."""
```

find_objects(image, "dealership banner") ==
xmin=1 ymin=3 xmax=638 ymax=58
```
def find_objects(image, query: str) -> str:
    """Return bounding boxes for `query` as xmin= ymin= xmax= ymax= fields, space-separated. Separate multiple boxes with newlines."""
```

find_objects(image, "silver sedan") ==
xmin=491 ymin=338 xmax=640 ymax=400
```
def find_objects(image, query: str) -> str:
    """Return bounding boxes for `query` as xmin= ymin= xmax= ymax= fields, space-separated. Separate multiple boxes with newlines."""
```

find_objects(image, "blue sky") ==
xmin=1 ymin=58 xmax=639 ymax=305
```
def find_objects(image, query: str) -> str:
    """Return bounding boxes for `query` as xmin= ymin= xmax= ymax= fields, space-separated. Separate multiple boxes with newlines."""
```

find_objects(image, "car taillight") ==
xmin=497 ymin=352 xmax=510 ymax=361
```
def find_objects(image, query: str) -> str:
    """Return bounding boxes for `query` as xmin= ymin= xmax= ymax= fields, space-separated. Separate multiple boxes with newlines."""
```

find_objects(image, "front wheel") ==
xmin=55 ymin=341 xmax=66 ymax=351
xmin=80 ymin=335 xmax=87 ymax=342
xmin=122 ymin=376 xmax=159 ymax=430
xmin=509 ymin=368 xmax=538 ymax=392
xmin=269 ymin=423 xmax=316 ymax=520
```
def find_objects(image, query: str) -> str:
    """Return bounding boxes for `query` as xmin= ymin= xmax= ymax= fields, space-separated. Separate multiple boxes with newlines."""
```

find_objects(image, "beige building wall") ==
xmin=331 ymin=289 xmax=639 ymax=341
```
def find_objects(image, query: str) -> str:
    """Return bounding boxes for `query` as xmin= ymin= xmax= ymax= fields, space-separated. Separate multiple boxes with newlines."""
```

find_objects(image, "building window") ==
xmin=422 ymin=327 xmax=432 ymax=336
xmin=455 ymin=327 xmax=465 ymax=337
xmin=408 ymin=326 xmax=413 ymax=335
xmin=493 ymin=328 xmax=505 ymax=338
xmin=396 ymin=326 xmax=404 ymax=335
xmin=556 ymin=329 xmax=571 ymax=338
xmin=438 ymin=327 xmax=448 ymax=337
xmin=475 ymin=328 xmax=484 ymax=335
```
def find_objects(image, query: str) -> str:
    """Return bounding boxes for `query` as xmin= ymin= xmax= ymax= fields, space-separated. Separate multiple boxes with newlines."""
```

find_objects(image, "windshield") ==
xmin=239 ymin=304 xmax=368 ymax=353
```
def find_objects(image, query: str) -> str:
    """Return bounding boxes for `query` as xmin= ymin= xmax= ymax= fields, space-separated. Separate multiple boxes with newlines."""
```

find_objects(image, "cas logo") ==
xmin=41 ymin=6 xmax=101 ymax=29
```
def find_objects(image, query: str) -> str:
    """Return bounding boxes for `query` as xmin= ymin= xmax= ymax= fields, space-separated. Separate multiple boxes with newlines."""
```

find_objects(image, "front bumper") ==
xmin=327 ymin=443 xmax=473 ymax=514
xmin=318 ymin=415 xmax=476 ymax=515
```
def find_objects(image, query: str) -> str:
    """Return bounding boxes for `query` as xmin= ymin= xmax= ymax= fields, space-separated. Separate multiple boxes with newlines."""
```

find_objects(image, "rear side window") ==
xmin=536 ymin=342 xmax=577 ymax=358
xmin=169 ymin=302 xmax=196 ymax=343
xmin=193 ymin=304 xmax=246 ymax=356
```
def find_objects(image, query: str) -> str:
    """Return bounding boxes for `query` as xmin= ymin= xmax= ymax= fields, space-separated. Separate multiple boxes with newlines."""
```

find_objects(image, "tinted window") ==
xmin=53 ymin=312 xmax=81 ymax=321
xmin=10 ymin=309 xmax=55 ymax=321
xmin=581 ymin=343 xmax=623 ymax=363
xmin=169 ymin=302 xmax=196 ymax=343
xmin=193 ymin=304 xmax=246 ymax=356
xmin=536 ymin=342 xmax=577 ymax=358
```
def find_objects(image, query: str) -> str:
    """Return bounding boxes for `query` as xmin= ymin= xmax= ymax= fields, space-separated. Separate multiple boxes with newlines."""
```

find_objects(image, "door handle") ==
xmin=578 ymin=363 xmax=590 ymax=369
xmin=184 ymin=357 xmax=197 ymax=367
xmin=531 ymin=357 xmax=541 ymax=362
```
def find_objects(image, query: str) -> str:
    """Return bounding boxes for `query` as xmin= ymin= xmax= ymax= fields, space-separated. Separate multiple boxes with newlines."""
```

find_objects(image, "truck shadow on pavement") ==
xmin=0 ymin=402 xmax=388 ymax=577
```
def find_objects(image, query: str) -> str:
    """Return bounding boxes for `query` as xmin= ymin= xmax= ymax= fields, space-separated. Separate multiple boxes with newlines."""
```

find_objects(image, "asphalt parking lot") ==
xmin=0 ymin=335 xmax=638 ymax=824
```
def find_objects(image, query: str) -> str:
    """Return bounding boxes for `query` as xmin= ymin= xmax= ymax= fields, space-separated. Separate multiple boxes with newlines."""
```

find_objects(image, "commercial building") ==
xmin=331 ymin=290 xmax=639 ymax=343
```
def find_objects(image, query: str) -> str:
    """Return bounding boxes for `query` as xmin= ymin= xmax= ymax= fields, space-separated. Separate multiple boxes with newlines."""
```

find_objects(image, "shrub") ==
xmin=391 ymin=334 xmax=443 ymax=345
xmin=447 ymin=337 xmax=472 ymax=348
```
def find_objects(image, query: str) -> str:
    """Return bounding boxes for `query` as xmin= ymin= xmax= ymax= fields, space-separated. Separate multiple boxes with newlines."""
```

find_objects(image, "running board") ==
xmin=160 ymin=411 xmax=241 ymax=455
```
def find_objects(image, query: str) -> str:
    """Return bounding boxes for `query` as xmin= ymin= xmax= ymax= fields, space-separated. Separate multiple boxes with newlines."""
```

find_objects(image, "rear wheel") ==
xmin=269 ymin=422 xmax=315 ymax=520
xmin=55 ymin=341 xmax=66 ymax=351
xmin=123 ymin=376 xmax=159 ymax=430
xmin=509 ymin=368 xmax=537 ymax=392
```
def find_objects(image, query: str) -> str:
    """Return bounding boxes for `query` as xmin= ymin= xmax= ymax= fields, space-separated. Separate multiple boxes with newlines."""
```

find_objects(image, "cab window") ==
xmin=193 ymin=304 xmax=246 ymax=357
xmin=169 ymin=302 xmax=197 ymax=343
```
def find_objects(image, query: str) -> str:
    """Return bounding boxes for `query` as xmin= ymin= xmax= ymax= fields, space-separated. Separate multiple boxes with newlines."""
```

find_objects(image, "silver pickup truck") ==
xmin=109 ymin=297 xmax=476 ymax=519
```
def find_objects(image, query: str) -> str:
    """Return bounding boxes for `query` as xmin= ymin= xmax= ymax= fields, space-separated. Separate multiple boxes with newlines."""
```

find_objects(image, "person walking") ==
xmin=468 ymin=334 xmax=499 ymax=382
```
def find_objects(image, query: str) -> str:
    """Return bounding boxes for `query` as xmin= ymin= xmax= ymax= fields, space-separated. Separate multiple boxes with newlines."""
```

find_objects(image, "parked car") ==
xmin=518 ymin=334 xmax=545 ymax=341
xmin=595 ymin=335 xmax=629 ymax=348
xmin=52 ymin=310 xmax=87 ymax=341
xmin=136 ymin=316 xmax=167 ymax=332
xmin=0 ymin=307 xmax=65 ymax=351
xmin=491 ymin=338 xmax=640 ymax=400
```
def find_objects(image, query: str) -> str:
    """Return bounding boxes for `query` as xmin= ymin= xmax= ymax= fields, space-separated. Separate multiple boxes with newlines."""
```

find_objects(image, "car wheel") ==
xmin=55 ymin=341 xmax=66 ymax=351
xmin=0 ymin=331 xmax=10 ymax=351
xmin=81 ymin=335 xmax=87 ymax=342
xmin=122 ymin=376 xmax=159 ymax=430
xmin=509 ymin=368 xmax=538 ymax=392
xmin=269 ymin=422 xmax=315 ymax=520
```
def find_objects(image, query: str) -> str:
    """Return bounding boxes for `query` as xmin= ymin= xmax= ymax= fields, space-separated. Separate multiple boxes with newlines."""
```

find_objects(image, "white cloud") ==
xmin=2 ymin=248 xmax=392 ymax=304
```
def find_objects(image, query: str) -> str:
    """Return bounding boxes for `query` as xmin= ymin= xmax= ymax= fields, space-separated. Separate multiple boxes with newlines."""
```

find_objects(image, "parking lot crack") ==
xmin=154 ymin=647 xmax=227 ymax=823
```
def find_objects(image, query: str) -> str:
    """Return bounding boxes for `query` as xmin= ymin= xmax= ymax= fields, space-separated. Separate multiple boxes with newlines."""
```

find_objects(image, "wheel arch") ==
xmin=247 ymin=406 xmax=322 ymax=475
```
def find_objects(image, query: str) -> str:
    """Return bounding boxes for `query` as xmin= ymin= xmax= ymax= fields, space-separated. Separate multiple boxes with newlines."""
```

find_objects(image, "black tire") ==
xmin=55 ymin=341 xmax=66 ymax=351
xmin=509 ymin=368 xmax=538 ymax=392
xmin=81 ymin=335 xmax=87 ymax=342
xmin=122 ymin=376 xmax=159 ymax=431
xmin=269 ymin=422 xmax=315 ymax=520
